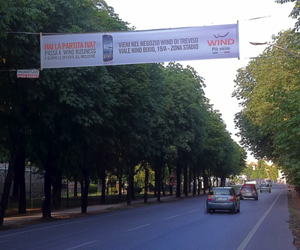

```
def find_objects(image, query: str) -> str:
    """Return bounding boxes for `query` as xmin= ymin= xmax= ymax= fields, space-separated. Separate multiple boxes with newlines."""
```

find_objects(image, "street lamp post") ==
xmin=250 ymin=42 xmax=300 ymax=59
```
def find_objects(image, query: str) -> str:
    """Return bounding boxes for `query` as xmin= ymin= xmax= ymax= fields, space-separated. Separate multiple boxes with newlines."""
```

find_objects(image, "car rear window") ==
xmin=213 ymin=189 xmax=231 ymax=195
xmin=242 ymin=185 xmax=254 ymax=189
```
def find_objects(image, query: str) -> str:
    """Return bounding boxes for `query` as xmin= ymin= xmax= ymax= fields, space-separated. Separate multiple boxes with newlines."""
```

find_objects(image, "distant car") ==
xmin=260 ymin=183 xmax=271 ymax=193
xmin=240 ymin=184 xmax=258 ymax=200
xmin=206 ymin=187 xmax=240 ymax=214
xmin=265 ymin=180 xmax=272 ymax=187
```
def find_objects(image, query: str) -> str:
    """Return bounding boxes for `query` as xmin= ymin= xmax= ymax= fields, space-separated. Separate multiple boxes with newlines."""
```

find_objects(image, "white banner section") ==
xmin=41 ymin=23 xmax=239 ymax=69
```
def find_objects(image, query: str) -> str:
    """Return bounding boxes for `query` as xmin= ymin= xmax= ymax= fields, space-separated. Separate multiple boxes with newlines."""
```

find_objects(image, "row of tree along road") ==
xmin=0 ymin=0 xmax=246 ymax=226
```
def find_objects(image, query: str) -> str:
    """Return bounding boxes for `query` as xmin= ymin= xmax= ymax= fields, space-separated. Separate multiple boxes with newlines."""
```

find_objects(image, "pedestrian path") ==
xmin=2 ymin=194 xmax=185 ymax=228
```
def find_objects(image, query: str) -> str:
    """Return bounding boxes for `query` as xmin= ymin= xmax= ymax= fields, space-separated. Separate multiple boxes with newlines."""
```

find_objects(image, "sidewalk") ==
xmin=2 ymin=194 xmax=188 ymax=230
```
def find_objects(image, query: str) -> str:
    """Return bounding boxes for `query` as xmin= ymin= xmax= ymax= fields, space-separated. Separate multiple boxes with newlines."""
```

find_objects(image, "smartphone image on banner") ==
xmin=103 ymin=35 xmax=113 ymax=62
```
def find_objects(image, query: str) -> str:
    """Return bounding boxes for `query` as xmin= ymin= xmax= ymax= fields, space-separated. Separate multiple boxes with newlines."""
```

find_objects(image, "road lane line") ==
xmin=64 ymin=240 xmax=98 ymax=250
xmin=188 ymin=209 xmax=200 ymax=213
xmin=125 ymin=223 xmax=152 ymax=232
xmin=237 ymin=188 xmax=283 ymax=250
xmin=165 ymin=215 xmax=180 ymax=220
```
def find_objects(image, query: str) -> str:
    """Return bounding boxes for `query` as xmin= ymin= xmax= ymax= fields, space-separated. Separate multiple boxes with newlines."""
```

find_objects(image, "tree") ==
xmin=233 ymin=29 xmax=300 ymax=186
xmin=0 ymin=0 xmax=52 ymax=225
xmin=163 ymin=62 xmax=206 ymax=197
xmin=276 ymin=0 xmax=300 ymax=30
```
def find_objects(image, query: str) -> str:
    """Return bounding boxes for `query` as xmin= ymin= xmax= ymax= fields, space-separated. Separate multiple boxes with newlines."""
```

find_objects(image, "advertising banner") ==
xmin=40 ymin=23 xmax=239 ymax=69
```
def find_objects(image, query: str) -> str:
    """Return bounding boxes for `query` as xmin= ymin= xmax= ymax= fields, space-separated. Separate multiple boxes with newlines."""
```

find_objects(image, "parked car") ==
xmin=260 ymin=183 xmax=271 ymax=193
xmin=240 ymin=184 xmax=258 ymax=200
xmin=206 ymin=187 xmax=240 ymax=214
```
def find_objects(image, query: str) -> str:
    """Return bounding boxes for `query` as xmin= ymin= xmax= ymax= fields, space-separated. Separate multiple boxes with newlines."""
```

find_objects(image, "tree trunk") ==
xmin=101 ymin=168 xmax=106 ymax=204
xmin=74 ymin=178 xmax=78 ymax=197
xmin=118 ymin=164 xmax=123 ymax=201
xmin=161 ymin=179 xmax=165 ymax=196
xmin=130 ymin=174 xmax=135 ymax=200
xmin=176 ymin=161 xmax=182 ymax=198
xmin=126 ymin=174 xmax=132 ymax=205
xmin=42 ymin=158 xmax=52 ymax=219
xmin=154 ymin=165 xmax=157 ymax=198
xmin=193 ymin=169 xmax=196 ymax=195
xmin=18 ymin=148 xmax=26 ymax=214
xmin=221 ymin=175 xmax=225 ymax=187
xmin=203 ymin=169 xmax=208 ymax=195
xmin=52 ymin=168 xmax=62 ymax=209
xmin=0 ymin=149 xmax=18 ymax=226
xmin=106 ymin=177 xmax=109 ymax=195
xmin=189 ymin=167 xmax=192 ymax=193
xmin=81 ymin=143 xmax=90 ymax=214
xmin=161 ymin=166 xmax=166 ymax=196
xmin=184 ymin=164 xmax=188 ymax=197
xmin=144 ymin=166 xmax=149 ymax=204
xmin=18 ymin=147 xmax=26 ymax=214
xmin=81 ymin=165 xmax=89 ymax=213
xmin=157 ymin=163 xmax=161 ymax=202
xmin=168 ymin=165 xmax=173 ymax=196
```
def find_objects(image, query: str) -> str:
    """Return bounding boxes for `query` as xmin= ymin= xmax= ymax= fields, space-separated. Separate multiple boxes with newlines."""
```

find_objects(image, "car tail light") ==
xmin=253 ymin=190 xmax=256 ymax=193
xmin=208 ymin=195 xmax=213 ymax=201
xmin=229 ymin=195 xmax=235 ymax=201
xmin=241 ymin=190 xmax=244 ymax=193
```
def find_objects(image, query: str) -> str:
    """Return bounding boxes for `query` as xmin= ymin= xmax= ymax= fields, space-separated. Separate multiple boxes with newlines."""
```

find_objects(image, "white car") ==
xmin=260 ymin=183 xmax=271 ymax=193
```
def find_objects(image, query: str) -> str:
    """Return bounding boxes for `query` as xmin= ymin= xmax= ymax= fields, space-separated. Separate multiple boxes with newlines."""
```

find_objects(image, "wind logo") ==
xmin=207 ymin=32 xmax=235 ymax=46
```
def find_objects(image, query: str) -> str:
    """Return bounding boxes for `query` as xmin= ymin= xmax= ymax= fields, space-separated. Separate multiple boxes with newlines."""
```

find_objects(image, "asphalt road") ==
xmin=0 ymin=184 xmax=295 ymax=250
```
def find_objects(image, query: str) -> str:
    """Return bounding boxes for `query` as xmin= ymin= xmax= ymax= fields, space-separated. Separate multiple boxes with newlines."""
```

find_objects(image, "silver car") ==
xmin=206 ymin=187 xmax=240 ymax=214
xmin=260 ymin=183 xmax=271 ymax=193
xmin=240 ymin=184 xmax=258 ymax=200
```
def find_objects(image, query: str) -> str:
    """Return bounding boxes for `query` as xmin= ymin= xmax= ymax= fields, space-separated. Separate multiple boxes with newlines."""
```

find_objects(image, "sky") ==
xmin=105 ymin=0 xmax=296 ymax=162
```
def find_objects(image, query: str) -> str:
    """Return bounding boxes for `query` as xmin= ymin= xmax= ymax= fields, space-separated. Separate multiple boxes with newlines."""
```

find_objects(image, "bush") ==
xmin=88 ymin=183 xmax=98 ymax=194
xmin=110 ymin=187 xmax=118 ymax=194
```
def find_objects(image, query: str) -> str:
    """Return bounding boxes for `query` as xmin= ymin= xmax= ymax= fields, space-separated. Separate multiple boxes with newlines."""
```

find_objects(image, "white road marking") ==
xmin=125 ymin=223 xmax=152 ymax=232
xmin=165 ymin=215 xmax=180 ymax=220
xmin=188 ymin=209 xmax=200 ymax=213
xmin=64 ymin=240 xmax=98 ymax=250
xmin=237 ymin=188 xmax=283 ymax=250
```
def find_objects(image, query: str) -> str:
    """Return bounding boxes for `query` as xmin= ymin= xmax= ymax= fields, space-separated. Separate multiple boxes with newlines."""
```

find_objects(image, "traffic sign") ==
xmin=169 ymin=171 xmax=176 ymax=179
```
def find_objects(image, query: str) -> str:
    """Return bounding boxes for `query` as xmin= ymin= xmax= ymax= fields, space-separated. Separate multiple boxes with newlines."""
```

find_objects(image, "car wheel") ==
xmin=231 ymin=206 xmax=237 ymax=214
xmin=255 ymin=196 xmax=258 ymax=200
xmin=240 ymin=197 xmax=243 ymax=200
xmin=269 ymin=190 xmax=271 ymax=193
xmin=206 ymin=205 xmax=210 ymax=214
xmin=260 ymin=191 xmax=262 ymax=193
